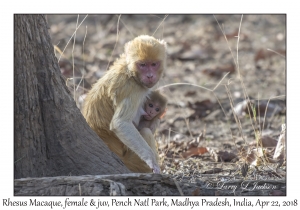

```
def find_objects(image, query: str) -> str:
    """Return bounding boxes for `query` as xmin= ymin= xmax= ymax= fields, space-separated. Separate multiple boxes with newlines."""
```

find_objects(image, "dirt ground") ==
xmin=46 ymin=15 xmax=286 ymax=190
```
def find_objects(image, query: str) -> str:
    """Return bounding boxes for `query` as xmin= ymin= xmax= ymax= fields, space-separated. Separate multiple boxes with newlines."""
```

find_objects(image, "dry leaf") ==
xmin=188 ymin=99 xmax=215 ymax=119
xmin=244 ymin=147 xmax=275 ymax=166
xmin=179 ymin=48 xmax=206 ymax=60
xmin=203 ymin=168 xmax=222 ymax=174
xmin=273 ymin=124 xmax=286 ymax=160
xmin=251 ymin=135 xmax=278 ymax=148
xmin=241 ymin=162 xmax=249 ymax=177
xmin=209 ymin=148 xmax=237 ymax=162
xmin=191 ymin=188 xmax=201 ymax=196
xmin=59 ymin=59 xmax=73 ymax=77
xmin=234 ymin=99 xmax=282 ymax=118
xmin=184 ymin=91 xmax=196 ymax=97
xmin=182 ymin=147 xmax=208 ymax=158
xmin=202 ymin=64 xmax=235 ymax=78
xmin=244 ymin=148 xmax=262 ymax=165
xmin=276 ymin=168 xmax=286 ymax=177
xmin=254 ymin=48 xmax=286 ymax=62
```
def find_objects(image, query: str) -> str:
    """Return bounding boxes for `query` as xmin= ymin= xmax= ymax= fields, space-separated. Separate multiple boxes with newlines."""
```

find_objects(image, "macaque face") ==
xmin=143 ymin=100 xmax=161 ymax=121
xmin=136 ymin=61 xmax=161 ymax=88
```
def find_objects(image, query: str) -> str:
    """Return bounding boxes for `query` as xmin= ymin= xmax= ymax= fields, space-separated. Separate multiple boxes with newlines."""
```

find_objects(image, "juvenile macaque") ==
xmin=137 ymin=90 xmax=168 ymax=134
xmin=83 ymin=35 xmax=167 ymax=173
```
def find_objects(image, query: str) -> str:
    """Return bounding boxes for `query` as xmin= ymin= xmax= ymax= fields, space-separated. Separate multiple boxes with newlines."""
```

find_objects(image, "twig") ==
xmin=267 ymin=48 xmax=285 ymax=58
xmin=213 ymin=71 xmax=230 ymax=91
xmin=152 ymin=15 xmax=168 ymax=37
xmin=262 ymin=95 xmax=285 ymax=130
xmin=76 ymin=25 xmax=88 ymax=92
xmin=173 ymin=178 xmax=184 ymax=196
xmin=105 ymin=15 xmax=121 ymax=71
xmin=120 ymin=18 xmax=135 ymax=38
xmin=72 ymin=15 xmax=79 ymax=101
xmin=157 ymin=83 xmax=213 ymax=92
xmin=58 ymin=14 xmax=88 ymax=62
xmin=79 ymin=183 xmax=82 ymax=196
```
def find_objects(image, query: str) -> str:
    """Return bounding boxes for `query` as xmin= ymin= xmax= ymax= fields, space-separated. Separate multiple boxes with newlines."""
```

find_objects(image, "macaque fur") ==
xmin=137 ymin=90 xmax=168 ymax=134
xmin=135 ymin=90 xmax=167 ymax=165
xmin=83 ymin=35 xmax=167 ymax=173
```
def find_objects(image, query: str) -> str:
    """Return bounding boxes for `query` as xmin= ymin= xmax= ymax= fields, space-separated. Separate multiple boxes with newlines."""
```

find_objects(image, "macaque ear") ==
xmin=124 ymin=41 xmax=131 ymax=54
xmin=159 ymin=39 xmax=167 ymax=49
xmin=159 ymin=108 xmax=167 ymax=119
xmin=124 ymin=41 xmax=133 ymax=63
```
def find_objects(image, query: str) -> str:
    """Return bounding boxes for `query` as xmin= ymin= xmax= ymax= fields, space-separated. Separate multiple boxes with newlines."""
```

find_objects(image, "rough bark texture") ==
xmin=14 ymin=14 xmax=130 ymax=179
xmin=14 ymin=174 xmax=286 ymax=196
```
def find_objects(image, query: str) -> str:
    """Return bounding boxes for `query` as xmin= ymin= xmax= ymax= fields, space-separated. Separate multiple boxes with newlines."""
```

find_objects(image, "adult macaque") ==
xmin=83 ymin=35 xmax=167 ymax=173
xmin=137 ymin=90 xmax=168 ymax=134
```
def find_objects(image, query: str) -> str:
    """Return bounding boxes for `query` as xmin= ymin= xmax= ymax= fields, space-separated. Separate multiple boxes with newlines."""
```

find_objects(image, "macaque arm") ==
xmin=133 ymin=121 xmax=138 ymax=128
xmin=110 ymin=98 xmax=160 ymax=173
xmin=149 ymin=118 xmax=161 ymax=133
xmin=133 ymin=105 xmax=147 ymax=126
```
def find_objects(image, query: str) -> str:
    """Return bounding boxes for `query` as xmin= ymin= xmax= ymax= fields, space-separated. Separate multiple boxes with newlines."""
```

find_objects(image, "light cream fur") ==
xmin=83 ymin=35 xmax=167 ymax=173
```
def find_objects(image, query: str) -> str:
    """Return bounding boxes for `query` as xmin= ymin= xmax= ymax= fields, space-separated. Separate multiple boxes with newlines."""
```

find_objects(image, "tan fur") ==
xmin=83 ymin=35 xmax=167 ymax=173
xmin=123 ymin=128 xmax=159 ymax=173
xmin=148 ymin=90 xmax=168 ymax=117
xmin=137 ymin=90 xmax=168 ymax=133
xmin=128 ymin=91 xmax=167 ymax=172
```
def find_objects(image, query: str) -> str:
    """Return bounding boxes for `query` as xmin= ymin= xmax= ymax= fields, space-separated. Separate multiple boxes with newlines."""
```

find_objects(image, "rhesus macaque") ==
xmin=137 ymin=90 xmax=168 ymax=134
xmin=83 ymin=35 xmax=167 ymax=173
xmin=133 ymin=90 xmax=167 ymax=168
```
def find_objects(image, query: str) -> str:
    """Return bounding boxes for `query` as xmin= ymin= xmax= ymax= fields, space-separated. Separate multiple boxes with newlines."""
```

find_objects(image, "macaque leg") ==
xmin=123 ymin=128 xmax=159 ymax=173
xmin=139 ymin=128 xmax=159 ymax=162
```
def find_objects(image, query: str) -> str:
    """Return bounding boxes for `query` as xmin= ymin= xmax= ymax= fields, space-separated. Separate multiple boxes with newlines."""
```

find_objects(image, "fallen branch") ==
xmin=14 ymin=173 xmax=286 ymax=196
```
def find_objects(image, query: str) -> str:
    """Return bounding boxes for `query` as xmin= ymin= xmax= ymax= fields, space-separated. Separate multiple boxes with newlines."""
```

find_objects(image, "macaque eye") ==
xmin=151 ymin=63 xmax=157 ymax=66
xmin=140 ymin=63 xmax=146 ymax=67
xmin=149 ymin=103 xmax=153 ymax=108
xmin=155 ymin=108 xmax=160 ymax=112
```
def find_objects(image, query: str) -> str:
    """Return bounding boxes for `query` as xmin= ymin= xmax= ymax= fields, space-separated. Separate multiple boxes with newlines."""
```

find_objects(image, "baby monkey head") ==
xmin=143 ymin=90 xmax=167 ymax=121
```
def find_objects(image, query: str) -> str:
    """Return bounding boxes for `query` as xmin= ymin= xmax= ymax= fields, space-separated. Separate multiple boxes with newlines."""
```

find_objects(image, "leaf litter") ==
xmin=47 ymin=14 xmax=286 ymax=188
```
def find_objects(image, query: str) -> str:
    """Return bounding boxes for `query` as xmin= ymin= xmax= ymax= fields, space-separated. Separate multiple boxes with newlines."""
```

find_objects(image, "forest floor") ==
xmin=47 ymin=14 xmax=286 ymax=194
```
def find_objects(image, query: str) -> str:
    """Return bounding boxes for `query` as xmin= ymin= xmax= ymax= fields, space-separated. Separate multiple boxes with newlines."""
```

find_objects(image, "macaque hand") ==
xmin=152 ymin=165 xmax=161 ymax=174
xmin=145 ymin=155 xmax=161 ymax=174
xmin=149 ymin=123 xmax=158 ymax=133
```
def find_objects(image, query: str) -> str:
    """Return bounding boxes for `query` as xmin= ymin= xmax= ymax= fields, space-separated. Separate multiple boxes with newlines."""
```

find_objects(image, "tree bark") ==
xmin=14 ymin=174 xmax=286 ymax=196
xmin=14 ymin=14 xmax=130 ymax=179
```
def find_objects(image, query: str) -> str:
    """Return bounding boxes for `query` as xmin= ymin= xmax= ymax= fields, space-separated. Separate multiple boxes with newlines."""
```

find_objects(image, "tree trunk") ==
xmin=14 ymin=14 xmax=130 ymax=179
xmin=14 ymin=174 xmax=286 ymax=196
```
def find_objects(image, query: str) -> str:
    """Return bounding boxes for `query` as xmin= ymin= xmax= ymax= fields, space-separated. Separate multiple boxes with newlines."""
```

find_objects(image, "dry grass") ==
xmin=49 ymin=14 xmax=286 ymax=184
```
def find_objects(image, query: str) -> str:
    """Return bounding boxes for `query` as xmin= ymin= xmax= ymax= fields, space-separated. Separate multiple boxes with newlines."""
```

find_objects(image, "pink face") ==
xmin=136 ymin=61 xmax=161 ymax=88
xmin=143 ymin=100 xmax=161 ymax=121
